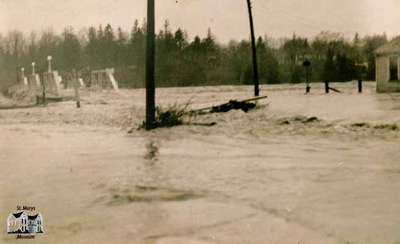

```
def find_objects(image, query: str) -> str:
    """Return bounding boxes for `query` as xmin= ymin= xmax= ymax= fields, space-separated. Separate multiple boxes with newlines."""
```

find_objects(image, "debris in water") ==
xmin=187 ymin=122 xmax=217 ymax=127
xmin=351 ymin=122 xmax=370 ymax=128
xmin=138 ymin=103 xmax=190 ymax=129
xmin=373 ymin=124 xmax=399 ymax=131
xmin=304 ymin=116 xmax=319 ymax=123
xmin=279 ymin=120 xmax=291 ymax=125
xmin=278 ymin=115 xmax=321 ymax=125
xmin=350 ymin=122 xmax=399 ymax=131
xmin=189 ymin=95 xmax=268 ymax=114
xmin=210 ymin=100 xmax=256 ymax=113
xmin=105 ymin=185 xmax=203 ymax=205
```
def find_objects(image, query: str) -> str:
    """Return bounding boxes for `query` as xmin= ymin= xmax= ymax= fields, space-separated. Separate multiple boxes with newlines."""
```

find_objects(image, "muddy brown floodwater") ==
xmin=1 ymin=82 xmax=400 ymax=244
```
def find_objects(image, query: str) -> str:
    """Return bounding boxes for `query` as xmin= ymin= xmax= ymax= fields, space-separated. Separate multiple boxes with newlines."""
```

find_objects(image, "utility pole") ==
xmin=145 ymin=0 xmax=156 ymax=130
xmin=246 ymin=0 xmax=260 ymax=97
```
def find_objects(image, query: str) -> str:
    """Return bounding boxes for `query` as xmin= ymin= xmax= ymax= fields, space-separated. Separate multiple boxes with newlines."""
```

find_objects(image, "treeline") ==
xmin=0 ymin=20 xmax=391 ymax=88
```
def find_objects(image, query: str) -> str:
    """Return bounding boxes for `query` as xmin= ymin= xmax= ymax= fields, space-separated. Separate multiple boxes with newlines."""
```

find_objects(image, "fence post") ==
xmin=41 ymin=73 xmax=47 ymax=105
xmin=325 ymin=80 xmax=329 ymax=93
xmin=358 ymin=80 xmax=362 ymax=93
xmin=303 ymin=60 xmax=311 ymax=94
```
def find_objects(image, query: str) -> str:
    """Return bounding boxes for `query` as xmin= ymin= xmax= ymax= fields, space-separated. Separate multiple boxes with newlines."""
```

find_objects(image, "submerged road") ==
xmin=1 ymin=83 xmax=400 ymax=243
xmin=0 ymin=123 xmax=399 ymax=244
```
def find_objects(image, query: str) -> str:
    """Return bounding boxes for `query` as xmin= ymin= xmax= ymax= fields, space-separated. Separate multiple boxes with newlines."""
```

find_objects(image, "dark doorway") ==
xmin=389 ymin=56 xmax=398 ymax=81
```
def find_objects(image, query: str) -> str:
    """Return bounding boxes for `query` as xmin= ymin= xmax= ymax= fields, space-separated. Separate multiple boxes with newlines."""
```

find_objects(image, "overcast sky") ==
xmin=1 ymin=0 xmax=399 ymax=42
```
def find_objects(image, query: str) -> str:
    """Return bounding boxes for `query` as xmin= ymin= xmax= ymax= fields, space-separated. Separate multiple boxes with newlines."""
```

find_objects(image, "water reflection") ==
xmin=144 ymin=141 xmax=159 ymax=162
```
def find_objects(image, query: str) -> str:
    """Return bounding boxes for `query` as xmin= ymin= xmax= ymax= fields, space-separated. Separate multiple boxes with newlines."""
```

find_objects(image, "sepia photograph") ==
xmin=1 ymin=0 xmax=400 ymax=243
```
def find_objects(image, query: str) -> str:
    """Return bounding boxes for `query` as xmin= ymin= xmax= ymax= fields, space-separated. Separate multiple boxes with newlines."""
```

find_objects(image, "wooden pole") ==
xmin=305 ymin=67 xmax=310 ymax=93
xmin=41 ymin=72 xmax=47 ymax=105
xmin=358 ymin=79 xmax=362 ymax=93
xmin=145 ymin=0 xmax=156 ymax=130
xmin=325 ymin=80 xmax=329 ymax=93
xmin=246 ymin=0 xmax=260 ymax=97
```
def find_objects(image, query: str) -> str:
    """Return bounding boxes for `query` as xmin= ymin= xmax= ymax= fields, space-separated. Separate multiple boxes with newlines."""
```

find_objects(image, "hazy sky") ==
xmin=1 ymin=0 xmax=399 ymax=42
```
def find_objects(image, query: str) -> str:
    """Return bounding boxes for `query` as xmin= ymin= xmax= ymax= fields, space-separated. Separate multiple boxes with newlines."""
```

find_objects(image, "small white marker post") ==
xmin=43 ymin=56 xmax=52 ymax=104
xmin=21 ymin=67 xmax=27 ymax=85
xmin=47 ymin=56 xmax=52 ymax=73
xmin=31 ymin=62 xmax=36 ymax=75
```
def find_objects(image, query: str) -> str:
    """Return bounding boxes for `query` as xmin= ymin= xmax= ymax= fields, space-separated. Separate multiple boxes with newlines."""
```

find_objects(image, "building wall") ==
xmin=376 ymin=55 xmax=400 ymax=93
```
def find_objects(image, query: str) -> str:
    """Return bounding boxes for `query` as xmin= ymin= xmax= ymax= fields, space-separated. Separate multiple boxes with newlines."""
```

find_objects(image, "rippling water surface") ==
xmin=1 ymin=82 xmax=400 ymax=244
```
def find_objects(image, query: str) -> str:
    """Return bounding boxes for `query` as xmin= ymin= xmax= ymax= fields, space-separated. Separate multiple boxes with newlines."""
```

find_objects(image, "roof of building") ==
xmin=28 ymin=214 xmax=39 ymax=220
xmin=376 ymin=38 xmax=400 ymax=55
xmin=12 ymin=212 xmax=24 ymax=218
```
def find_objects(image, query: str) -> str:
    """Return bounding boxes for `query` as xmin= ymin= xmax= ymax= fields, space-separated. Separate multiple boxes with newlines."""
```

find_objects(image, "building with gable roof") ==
xmin=7 ymin=211 xmax=44 ymax=234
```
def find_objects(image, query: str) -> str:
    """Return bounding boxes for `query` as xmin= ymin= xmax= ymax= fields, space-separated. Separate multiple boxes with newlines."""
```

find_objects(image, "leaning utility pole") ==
xmin=246 ymin=0 xmax=260 ymax=97
xmin=145 ymin=0 xmax=156 ymax=130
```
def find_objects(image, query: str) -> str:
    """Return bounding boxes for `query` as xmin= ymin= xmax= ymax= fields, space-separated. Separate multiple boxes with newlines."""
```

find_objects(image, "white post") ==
xmin=47 ymin=56 xmax=52 ymax=73
xmin=21 ymin=67 xmax=28 ymax=85
xmin=32 ymin=62 xmax=36 ymax=75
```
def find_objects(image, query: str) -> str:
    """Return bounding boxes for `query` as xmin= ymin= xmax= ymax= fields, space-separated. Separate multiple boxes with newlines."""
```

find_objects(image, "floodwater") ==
xmin=1 ymin=82 xmax=400 ymax=244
